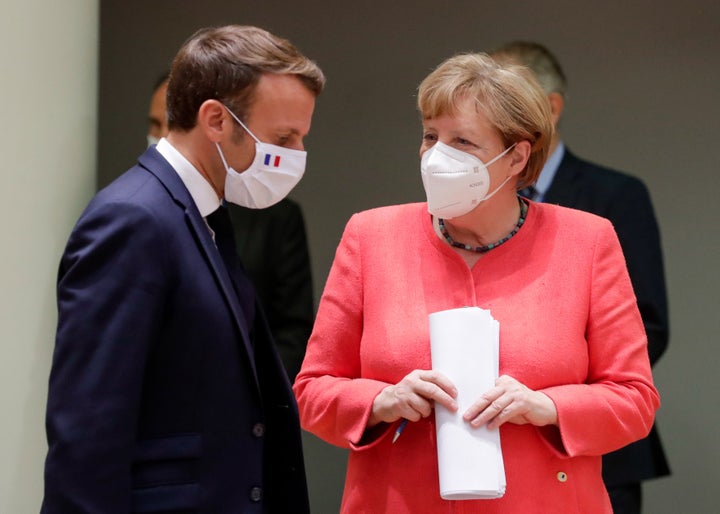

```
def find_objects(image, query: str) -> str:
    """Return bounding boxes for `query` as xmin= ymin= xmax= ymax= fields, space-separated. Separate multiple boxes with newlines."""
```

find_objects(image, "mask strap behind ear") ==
xmin=222 ymin=104 xmax=260 ymax=144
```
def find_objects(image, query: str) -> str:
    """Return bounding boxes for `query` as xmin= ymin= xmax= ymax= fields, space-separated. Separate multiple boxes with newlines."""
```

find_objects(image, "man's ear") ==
xmin=197 ymin=99 xmax=228 ymax=143
xmin=547 ymin=92 xmax=564 ymax=127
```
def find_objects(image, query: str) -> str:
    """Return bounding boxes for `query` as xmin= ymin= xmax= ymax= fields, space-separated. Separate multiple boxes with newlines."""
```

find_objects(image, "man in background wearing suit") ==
xmin=228 ymin=199 xmax=314 ymax=380
xmin=147 ymin=75 xmax=314 ymax=380
xmin=42 ymin=25 xmax=324 ymax=513
xmin=491 ymin=41 xmax=670 ymax=514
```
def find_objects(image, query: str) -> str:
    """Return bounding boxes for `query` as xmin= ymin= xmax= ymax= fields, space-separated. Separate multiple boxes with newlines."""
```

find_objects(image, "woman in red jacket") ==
xmin=294 ymin=52 xmax=659 ymax=513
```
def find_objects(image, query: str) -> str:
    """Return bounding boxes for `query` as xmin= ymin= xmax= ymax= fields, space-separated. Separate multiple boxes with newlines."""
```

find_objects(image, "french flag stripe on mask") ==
xmin=264 ymin=154 xmax=281 ymax=167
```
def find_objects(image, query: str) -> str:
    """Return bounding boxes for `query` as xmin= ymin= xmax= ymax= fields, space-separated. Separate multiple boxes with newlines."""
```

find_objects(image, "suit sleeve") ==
xmin=604 ymin=178 xmax=669 ymax=365
xmin=42 ymin=201 xmax=168 ymax=513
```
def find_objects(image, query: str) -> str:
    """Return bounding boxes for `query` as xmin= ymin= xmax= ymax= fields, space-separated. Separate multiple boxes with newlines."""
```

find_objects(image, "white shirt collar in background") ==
xmin=533 ymin=141 xmax=565 ymax=202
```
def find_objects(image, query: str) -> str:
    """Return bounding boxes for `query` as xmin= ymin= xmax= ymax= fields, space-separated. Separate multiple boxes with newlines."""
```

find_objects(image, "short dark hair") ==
xmin=167 ymin=25 xmax=325 ymax=131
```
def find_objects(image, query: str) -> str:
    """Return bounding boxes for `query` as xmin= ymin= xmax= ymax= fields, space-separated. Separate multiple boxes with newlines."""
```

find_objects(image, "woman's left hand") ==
xmin=463 ymin=375 xmax=558 ymax=430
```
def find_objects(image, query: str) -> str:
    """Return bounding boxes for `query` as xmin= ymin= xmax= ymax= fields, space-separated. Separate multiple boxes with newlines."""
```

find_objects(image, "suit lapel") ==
xmin=137 ymin=148 xmax=260 ymax=388
xmin=543 ymin=149 xmax=584 ymax=206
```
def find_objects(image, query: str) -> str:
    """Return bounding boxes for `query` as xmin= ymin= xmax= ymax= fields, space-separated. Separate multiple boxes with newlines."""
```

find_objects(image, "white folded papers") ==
xmin=429 ymin=307 xmax=506 ymax=500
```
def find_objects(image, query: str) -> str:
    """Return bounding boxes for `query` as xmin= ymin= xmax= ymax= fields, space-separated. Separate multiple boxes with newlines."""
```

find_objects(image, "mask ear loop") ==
xmin=222 ymin=104 xmax=261 ymax=144
xmin=480 ymin=142 xmax=519 ymax=201
xmin=482 ymin=175 xmax=513 ymax=202
xmin=215 ymin=143 xmax=231 ymax=169
xmin=215 ymin=104 xmax=259 ymax=174
xmin=485 ymin=142 xmax=517 ymax=167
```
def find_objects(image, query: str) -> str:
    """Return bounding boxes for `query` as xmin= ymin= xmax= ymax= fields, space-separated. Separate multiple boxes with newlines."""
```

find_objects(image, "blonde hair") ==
xmin=417 ymin=53 xmax=553 ymax=188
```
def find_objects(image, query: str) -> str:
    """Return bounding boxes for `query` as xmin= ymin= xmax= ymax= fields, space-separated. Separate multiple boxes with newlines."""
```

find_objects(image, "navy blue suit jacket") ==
xmin=544 ymin=149 xmax=671 ymax=485
xmin=42 ymin=147 xmax=309 ymax=513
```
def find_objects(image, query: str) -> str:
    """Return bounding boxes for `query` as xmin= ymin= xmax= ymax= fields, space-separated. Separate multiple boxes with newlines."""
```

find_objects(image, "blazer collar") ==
xmin=138 ymin=146 xmax=196 ymax=209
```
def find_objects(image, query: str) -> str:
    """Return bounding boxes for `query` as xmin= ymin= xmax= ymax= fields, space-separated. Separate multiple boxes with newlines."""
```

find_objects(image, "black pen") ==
xmin=392 ymin=419 xmax=408 ymax=443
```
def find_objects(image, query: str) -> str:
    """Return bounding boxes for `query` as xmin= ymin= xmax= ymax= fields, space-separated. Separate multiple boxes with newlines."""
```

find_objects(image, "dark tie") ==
xmin=206 ymin=205 xmax=256 ymax=326
xmin=518 ymin=186 xmax=539 ymax=201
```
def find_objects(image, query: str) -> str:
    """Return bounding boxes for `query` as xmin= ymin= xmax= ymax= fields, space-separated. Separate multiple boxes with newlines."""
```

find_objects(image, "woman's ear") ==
xmin=197 ymin=99 xmax=228 ymax=143
xmin=508 ymin=140 xmax=532 ymax=176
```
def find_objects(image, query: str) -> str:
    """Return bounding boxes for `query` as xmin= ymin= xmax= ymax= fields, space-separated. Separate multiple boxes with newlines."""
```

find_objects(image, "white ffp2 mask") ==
xmin=217 ymin=105 xmax=306 ymax=209
xmin=420 ymin=141 xmax=516 ymax=219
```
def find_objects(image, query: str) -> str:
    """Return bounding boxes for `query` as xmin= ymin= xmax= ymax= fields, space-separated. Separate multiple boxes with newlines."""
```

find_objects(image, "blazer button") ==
xmin=250 ymin=486 xmax=263 ymax=502
xmin=252 ymin=422 xmax=265 ymax=438
xmin=556 ymin=471 xmax=568 ymax=483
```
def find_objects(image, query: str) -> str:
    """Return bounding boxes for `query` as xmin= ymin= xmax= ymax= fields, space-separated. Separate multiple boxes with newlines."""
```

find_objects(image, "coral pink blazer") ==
xmin=294 ymin=202 xmax=659 ymax=514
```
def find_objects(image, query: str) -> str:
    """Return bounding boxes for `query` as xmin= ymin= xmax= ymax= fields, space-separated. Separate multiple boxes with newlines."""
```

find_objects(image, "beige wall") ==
xmin=0 ymin=1 xmax=98 ymax=512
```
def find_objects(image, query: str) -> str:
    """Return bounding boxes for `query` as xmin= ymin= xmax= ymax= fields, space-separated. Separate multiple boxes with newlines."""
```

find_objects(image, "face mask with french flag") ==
xmin=217 ymin=104 xmax=307 ymax=209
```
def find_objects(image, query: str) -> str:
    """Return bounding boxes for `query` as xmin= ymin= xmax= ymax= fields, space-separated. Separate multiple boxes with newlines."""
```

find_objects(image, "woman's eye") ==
xmin=457 ymin=138 xmax=471 ymax=146
xmin=422 ymin=133 xmax=437 ymax=142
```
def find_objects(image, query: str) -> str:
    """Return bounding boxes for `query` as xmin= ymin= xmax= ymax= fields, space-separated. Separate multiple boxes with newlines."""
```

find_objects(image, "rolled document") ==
xmin=429 ymin=307 xmax=506 ymax=500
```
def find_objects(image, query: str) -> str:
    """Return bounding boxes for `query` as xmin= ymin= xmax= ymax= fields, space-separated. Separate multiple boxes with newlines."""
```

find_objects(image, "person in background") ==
xmin=42 ymin=25 xmax=324 ymax=513
xmin=146 ymin=71 xmax=169 ymax=148
xmin=293 ymin=52 xmax=659 ymax=513
xmin=490 ymin=41 xmax=670 ymax=514
xmin=228 ymin=198 xmax=314 ymax=380
xmin=147 ymin=74 xmax=314 ymax=380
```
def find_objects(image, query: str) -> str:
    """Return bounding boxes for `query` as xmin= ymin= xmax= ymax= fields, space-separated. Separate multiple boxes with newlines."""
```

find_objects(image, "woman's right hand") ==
xmin=368 ymin=370 xmax=458 ymax=428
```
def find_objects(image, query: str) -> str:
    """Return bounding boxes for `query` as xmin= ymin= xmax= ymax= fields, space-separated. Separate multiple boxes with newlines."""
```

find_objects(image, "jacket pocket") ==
xmin=131 ymin=433 xmax=202 ymax=513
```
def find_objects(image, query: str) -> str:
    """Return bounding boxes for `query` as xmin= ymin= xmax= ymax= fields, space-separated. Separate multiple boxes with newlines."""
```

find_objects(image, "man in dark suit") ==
xmin=491 ymin=41 xmax=670 ymax=514
xmin=42 ymin=25 xmax=324 ymax=513
xmin=229 ymin=200 xmax=313 ymax=380
xmin=147 ymin=76 xmax=314 ymax=381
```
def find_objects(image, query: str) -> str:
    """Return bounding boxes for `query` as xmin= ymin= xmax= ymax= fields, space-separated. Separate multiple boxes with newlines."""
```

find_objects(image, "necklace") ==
xmin=438 ymin=197 xmax=528 ymax=253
